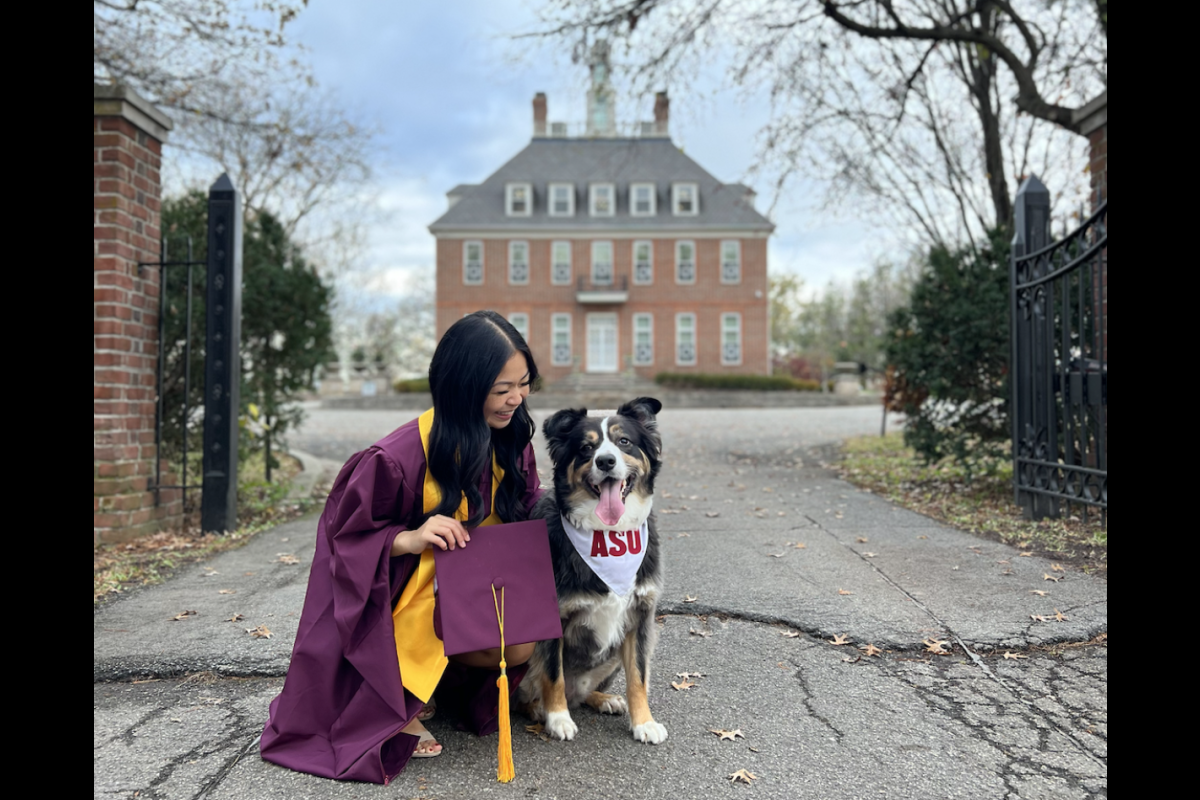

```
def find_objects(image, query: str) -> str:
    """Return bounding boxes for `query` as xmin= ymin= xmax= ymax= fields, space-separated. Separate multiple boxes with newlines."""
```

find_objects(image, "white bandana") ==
xmin=559 ymin=515 xmax=650 ymax=597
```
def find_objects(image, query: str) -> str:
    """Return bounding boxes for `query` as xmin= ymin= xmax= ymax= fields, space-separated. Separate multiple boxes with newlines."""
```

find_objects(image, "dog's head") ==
xmin=542 ymin=397 xmax=663 ymax=530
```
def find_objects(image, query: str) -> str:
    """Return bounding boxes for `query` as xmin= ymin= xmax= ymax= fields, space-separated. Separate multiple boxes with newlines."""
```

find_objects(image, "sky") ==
xmin=283 ymin=0 xmax=884 ymax=301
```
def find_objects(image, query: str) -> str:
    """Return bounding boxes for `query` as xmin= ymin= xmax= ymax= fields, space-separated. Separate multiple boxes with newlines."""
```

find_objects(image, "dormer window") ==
xmin=549 ymin=183 xmax=575 ymax=216
xmin=672 ymin=183 xmax=698 ymax=216
xmin=589 ymin=183 xmax=615 ymax=216
xmin=506 ymin=183 xmax=532 ymax=216
xmin=631 ymin=183 xmax=656 ymax=216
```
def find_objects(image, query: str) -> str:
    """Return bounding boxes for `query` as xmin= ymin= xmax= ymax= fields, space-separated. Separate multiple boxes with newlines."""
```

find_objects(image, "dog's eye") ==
xmin=580 ymin=444 xmax=593 ymax=454
xmin=619 ymin=437 xmax=631 ymax=446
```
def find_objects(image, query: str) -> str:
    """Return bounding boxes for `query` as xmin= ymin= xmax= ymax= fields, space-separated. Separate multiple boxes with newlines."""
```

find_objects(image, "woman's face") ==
xmin=484 ymin=352 xmax=531 ymax=429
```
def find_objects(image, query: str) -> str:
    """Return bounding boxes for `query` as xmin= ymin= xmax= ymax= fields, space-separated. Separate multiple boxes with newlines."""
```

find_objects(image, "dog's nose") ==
xmin=595 ymin=453 xmax=617 ymax=472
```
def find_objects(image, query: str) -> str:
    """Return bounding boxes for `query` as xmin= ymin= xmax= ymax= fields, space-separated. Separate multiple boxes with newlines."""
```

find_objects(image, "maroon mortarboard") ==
xmin=432 ymin=518 xmax=562 ymax=657
xmin=433 ymin=518 xmax=561 ymax=783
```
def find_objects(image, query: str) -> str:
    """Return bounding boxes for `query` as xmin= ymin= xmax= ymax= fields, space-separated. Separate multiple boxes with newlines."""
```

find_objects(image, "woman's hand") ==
xmin=391 ymin=515 xmax=470 ymax=556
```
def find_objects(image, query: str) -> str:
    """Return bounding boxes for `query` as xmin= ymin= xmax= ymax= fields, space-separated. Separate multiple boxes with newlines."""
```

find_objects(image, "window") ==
xmin=508 ymin=313 xmax=529 ymax=342
xmin=632 ymin=240 xmax=653 ymax=285
xmin=672 ymin=183 xmax=698 ymax=215
xmin=633 ymin=313 xmax=654 ymax=365
xmin=552 ymin=313 xmax=572 ymax=366
xmin=508 ymin=241 xmax=529 ymax=285
xmin=721 ymin=313 xmax=742 ymax=365
xmin=551 ymin=241 xmax=572 ymax=285
xmin=675 ymin=240 xmax=696 ymax=284
xmin=506 ymin=183 xmax=532 ymax=216
xmin=549 ymin=183 xmax=575 ymax=216
xmin=463 ymin=241 xmax=483 ymax=285
xmin=631 ymin=183 xmax=656 ymax=216
xmin=720 ymin=240 xmax=741 ymax=284
xmin=676 ymin=313 xmax=697 ymax=366
xmin=591 ymin=241 xmax=614 ymax=285
xmin=589 ymin=183 xmax=614 ymax=216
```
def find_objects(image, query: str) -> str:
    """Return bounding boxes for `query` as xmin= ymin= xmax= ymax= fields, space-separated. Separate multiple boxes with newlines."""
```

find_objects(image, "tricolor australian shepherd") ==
xmin=518 ymin=397 xmax=668 ymax=744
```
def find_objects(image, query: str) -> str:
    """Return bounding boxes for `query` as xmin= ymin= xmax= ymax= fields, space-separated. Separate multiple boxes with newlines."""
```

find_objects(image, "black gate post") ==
xmin=201 ymin=174 xmax=243 ymax=532
xmin=1011 ymin=175 xmax=1058 ymax=520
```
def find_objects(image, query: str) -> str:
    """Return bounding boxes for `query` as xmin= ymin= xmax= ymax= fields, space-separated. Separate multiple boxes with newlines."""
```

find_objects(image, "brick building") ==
xmin=94 ymin=84 xmax=182 ymax=543
xmin=429 ymin=54 xmax=774 ymax=382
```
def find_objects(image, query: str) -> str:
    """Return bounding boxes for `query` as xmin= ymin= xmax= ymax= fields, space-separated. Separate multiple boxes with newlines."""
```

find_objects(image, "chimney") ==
xmin=654 ymin=91 xmax=670 ymax=135
xmin=533 ymin=92 xmax=547 ymax=137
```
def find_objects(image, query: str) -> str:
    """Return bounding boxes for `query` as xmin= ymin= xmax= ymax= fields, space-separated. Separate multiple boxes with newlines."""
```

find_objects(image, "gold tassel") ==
xmin=492 ymin=585 xmax=515 ymax=783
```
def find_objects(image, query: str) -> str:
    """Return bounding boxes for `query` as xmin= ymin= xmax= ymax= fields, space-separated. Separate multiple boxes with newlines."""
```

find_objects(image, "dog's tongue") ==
xmin=597 ymin=479 xmax=625 ymax=527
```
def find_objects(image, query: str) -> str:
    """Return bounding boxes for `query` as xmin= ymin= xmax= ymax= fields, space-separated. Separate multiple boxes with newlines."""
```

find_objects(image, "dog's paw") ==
xmin=631 ymin=720 xmax=668 ymax=744
xmin=587 ymin=692 xmax=628 ymax=715
xmin=545 ymin=710 xmax=578 ymax=741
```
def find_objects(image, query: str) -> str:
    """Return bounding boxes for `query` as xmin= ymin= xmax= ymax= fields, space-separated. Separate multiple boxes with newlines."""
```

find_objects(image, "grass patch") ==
xmin=94 ymin=451 xmax=323 ymax=605
xmin=838 ymin=432 xmax=1106 ymax=575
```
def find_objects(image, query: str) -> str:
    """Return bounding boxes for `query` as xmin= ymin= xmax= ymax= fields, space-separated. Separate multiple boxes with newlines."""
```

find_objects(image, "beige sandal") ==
xmin=411 ymin=730 xmax=442 ymax=758
xmin=416 ymin=701 xmax=436 ymax=722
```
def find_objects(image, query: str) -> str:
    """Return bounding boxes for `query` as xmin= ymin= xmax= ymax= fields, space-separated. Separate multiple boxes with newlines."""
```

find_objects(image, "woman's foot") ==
xmin=417 ymin=700 xmax=436 ymax=721
xmin=400 ymin=717 xmax=442 ymax=758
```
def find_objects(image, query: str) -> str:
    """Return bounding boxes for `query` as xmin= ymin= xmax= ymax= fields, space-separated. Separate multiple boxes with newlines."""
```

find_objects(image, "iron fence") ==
xmin=1011 ymin=177 xmax=1107 ymax=521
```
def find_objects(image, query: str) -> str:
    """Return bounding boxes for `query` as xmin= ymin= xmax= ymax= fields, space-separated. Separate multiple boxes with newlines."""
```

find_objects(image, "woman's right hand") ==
xmin=391 ymin=515 xmax=470 ymax=556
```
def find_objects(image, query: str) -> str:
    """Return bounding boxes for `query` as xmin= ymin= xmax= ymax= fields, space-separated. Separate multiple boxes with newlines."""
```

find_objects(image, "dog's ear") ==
xmin=617 ymin=397 xmax=662 ymax=426
xmin=542 ymin=407 xmax=587 ymax=464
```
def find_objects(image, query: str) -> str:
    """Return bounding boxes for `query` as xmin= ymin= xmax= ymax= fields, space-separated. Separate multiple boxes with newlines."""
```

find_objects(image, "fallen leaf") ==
xmin=861 ymin=551 xmax=877 ymax=557
xmin=683 ymin=595 xmax=698 ymax=603
xmin=279 ymin=537 xmax=289 ymax=542
xmin=748 ymin=746 xmax=760 ymax=753
xmin=524 ymin=723 xmax=551 ymax=742
xmin=246 ymin=625 xmax=273 ymax=639
xmin=1030 ymin=590 xmax=1049 ymax=596
xmin=705 ymin=512 xmax=720 ymax=518
xmin=218 ymin=589 xmax=237 ymax=595
xmin=676 ymin=533 xmax=691 ymax=538
xmin=842 ymin=654 xmax=861 ymax=663
xmin=1053 ymin=608 xmax=1070 ymax=622
xmin=689 ymin=628 xmax=712 ymax=638
xmin=838 ymin=588 xmax=853 ymax=596
xmin=1019 ymin=551 xmax=1034 ymax=557
xmin=917 ymin=535 xmax=928 ymax=540
xmin=729 ymin=769 xmax=758 ymax=785
xmin=1002 ymin=651 xmax=1028 ymax=660
xmin=671 ymin=679 xmax=696 ymax=691
xmin=169 ymin=610 xmax=197 ymax=621
xmin=777 ymin=511 xmax=786 ymax=516
xmin=861 ymin=643 xmax=883 ymax=657
xmin=767 ymin=552 xmax=785 ymax=558
xmin=277 ymin=554 xmax=300 ymax=565
xmin=226 ymin=613 xmax=244 ymax=623
xmin=855 ymin=537 xmax=869 ymax=543
xmin=709 ymin=728 xmax=744 ymax=741
xmin=793 ymin=542 xmax=806 ymax=549
xmin=781 ymin=630 xmax=801 ymax=638
xmin=243 ymin=572 xmax=256 ymax=577
xmin=923 ymin=638 xmax=951 ymax=655
xmin=1043 ymin=573 xmax=1063 ymax=582
xmin=1030 ymin=613 xmax=1049 ymax=622
xmin=202 ymin=570 xmax=220 ymax=577
xmin=829 ymin=634 xmax=850 ymax=646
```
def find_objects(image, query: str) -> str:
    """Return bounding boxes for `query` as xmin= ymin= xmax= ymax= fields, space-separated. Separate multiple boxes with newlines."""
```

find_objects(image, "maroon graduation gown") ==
xmin=259 ymin=417 xmax=542 ymax=783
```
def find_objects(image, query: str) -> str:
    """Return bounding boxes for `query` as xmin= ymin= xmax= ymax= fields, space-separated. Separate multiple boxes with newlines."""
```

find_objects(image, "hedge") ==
xmin=654 ymin=372 xmax=821 ymax=391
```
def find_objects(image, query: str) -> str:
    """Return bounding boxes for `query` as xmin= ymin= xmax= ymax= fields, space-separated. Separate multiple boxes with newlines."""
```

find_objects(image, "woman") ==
xmin=260 ymin=311 xmax=543 ymax=783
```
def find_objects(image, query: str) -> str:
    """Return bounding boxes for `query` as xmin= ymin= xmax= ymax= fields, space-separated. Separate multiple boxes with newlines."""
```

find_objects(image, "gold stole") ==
xmin=391 ymin=408 xmax=503 ymax=702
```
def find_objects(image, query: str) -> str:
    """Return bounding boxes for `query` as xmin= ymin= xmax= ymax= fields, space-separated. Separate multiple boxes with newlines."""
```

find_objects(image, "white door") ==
xmin=587 ymin=313 xmax=619 ymax=373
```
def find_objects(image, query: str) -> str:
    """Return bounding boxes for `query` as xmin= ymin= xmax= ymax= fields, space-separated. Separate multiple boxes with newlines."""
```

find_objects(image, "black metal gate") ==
xmin=1010 ymin=177 xmax=1107 ymax=521
xmin=139 ymin=174 xmax=244 ymax=532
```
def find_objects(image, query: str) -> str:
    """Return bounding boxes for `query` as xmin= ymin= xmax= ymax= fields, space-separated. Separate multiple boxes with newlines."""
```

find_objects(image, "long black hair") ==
xmin=422 ymin=310 xmax=539 ymax=526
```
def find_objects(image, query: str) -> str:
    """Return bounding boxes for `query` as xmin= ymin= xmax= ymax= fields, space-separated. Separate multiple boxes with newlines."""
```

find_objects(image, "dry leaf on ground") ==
xmin=170 ymin=610 xmax=197 ymax=621
xmin=856 ymin=537 xmax=869 ymax=543
xmin=923 ymin=638 xmax=951 ymax=655
xmin=246 ymin=625 xmax=273 ymax=639
xmin=729 ymin=769 xmax=758 ymax=784
xmin=861 ymin=643 xmax=883 ymax=657
xmin=671 ymin=679 xmax=696 ymax=691
xmin=1002 ymin=651 xmax=1028 ymax=660
xmin=781 ymin=630 xmax=801 ymax=638
xmin=1043 ymin=573 xmax=1063 ymax=582
xmin=218 ymin=589 xmax=236 ymax=595
xmin=838 ymin=589 xmax=853 ymax=596
xmin=226 ymin=613 xmax=244 ymax=623
xmin=830 ymin=634 xmax=851 ymax=645
xmin=689 ymin=628 xmax=712 ymax=638
xmin=705 ymin=512 xmax=720 ymax=518
xmin=1030 ymin=590 xmax=1049 ymax=596
xmin=709 ymin=729 xmax=744 ymax=741
xmin=683 ymin=595 xmax=698 ymax=603
xmin=277 ymin=554 xmax=300 ymax=565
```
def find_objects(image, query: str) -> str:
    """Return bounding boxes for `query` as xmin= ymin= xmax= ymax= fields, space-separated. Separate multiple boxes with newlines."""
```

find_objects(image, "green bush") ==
xmin=654 ymin=373 xmax=820 ymax=391
xmin=884 ymin=230 xmax=1010 ymax=472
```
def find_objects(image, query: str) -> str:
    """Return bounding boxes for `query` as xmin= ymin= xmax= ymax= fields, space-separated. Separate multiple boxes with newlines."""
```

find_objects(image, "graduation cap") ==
xmin=433 ymin=518 xmax=562 ymax=781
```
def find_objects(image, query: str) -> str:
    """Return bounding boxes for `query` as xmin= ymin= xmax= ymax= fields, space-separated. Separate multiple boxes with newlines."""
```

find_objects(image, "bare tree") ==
xmin=523 ymin=0 xmax=1106 ymax=245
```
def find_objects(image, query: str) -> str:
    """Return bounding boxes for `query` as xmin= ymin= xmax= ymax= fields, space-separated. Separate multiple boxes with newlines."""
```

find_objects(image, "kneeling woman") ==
xmin=260 ymin=311 xmax=542 ymax=783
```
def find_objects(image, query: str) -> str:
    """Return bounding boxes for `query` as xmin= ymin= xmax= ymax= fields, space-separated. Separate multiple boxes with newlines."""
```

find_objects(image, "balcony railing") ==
xmin=576 ymin=275 xmax=629 ymax=304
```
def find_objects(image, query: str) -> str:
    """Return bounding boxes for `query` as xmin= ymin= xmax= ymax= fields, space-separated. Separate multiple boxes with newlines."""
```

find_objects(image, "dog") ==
xmin=518 ymin=397 xmax=668 ymax=744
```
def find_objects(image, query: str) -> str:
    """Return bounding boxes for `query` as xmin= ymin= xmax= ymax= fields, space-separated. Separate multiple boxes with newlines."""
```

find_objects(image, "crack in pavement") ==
xmin=804 ymin=512 xmax=1108 ymax=774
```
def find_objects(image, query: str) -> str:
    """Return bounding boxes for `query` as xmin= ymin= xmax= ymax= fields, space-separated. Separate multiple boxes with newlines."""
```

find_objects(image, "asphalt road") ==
xmin=95 ymin=405 xmax=1107 ymax=799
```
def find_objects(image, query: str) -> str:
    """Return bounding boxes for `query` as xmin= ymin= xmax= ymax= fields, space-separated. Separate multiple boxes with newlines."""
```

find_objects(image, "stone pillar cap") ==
xmin=94 ymin=83 xmax=173 ymax=141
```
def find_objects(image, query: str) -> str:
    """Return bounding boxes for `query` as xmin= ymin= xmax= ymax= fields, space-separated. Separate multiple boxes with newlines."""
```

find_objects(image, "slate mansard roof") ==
xmin=428 ymin=137 xmax=775 ymax=234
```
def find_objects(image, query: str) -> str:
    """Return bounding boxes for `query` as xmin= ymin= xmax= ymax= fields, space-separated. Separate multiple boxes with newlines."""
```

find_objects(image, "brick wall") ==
xmin=435 ymin=236 xmax=769 ymax=380
xmin=94 ymin=85 xmax=181 ymax=543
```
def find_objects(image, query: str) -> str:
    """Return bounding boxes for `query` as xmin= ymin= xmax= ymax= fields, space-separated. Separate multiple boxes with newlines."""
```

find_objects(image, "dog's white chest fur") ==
xmin=562 ymin=591 xmax=639 ymax=653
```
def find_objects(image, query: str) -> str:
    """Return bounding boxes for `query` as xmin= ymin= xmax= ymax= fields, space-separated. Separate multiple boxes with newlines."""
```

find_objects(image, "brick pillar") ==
xmin=94 ymin=84 xmax=180 ymax=544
